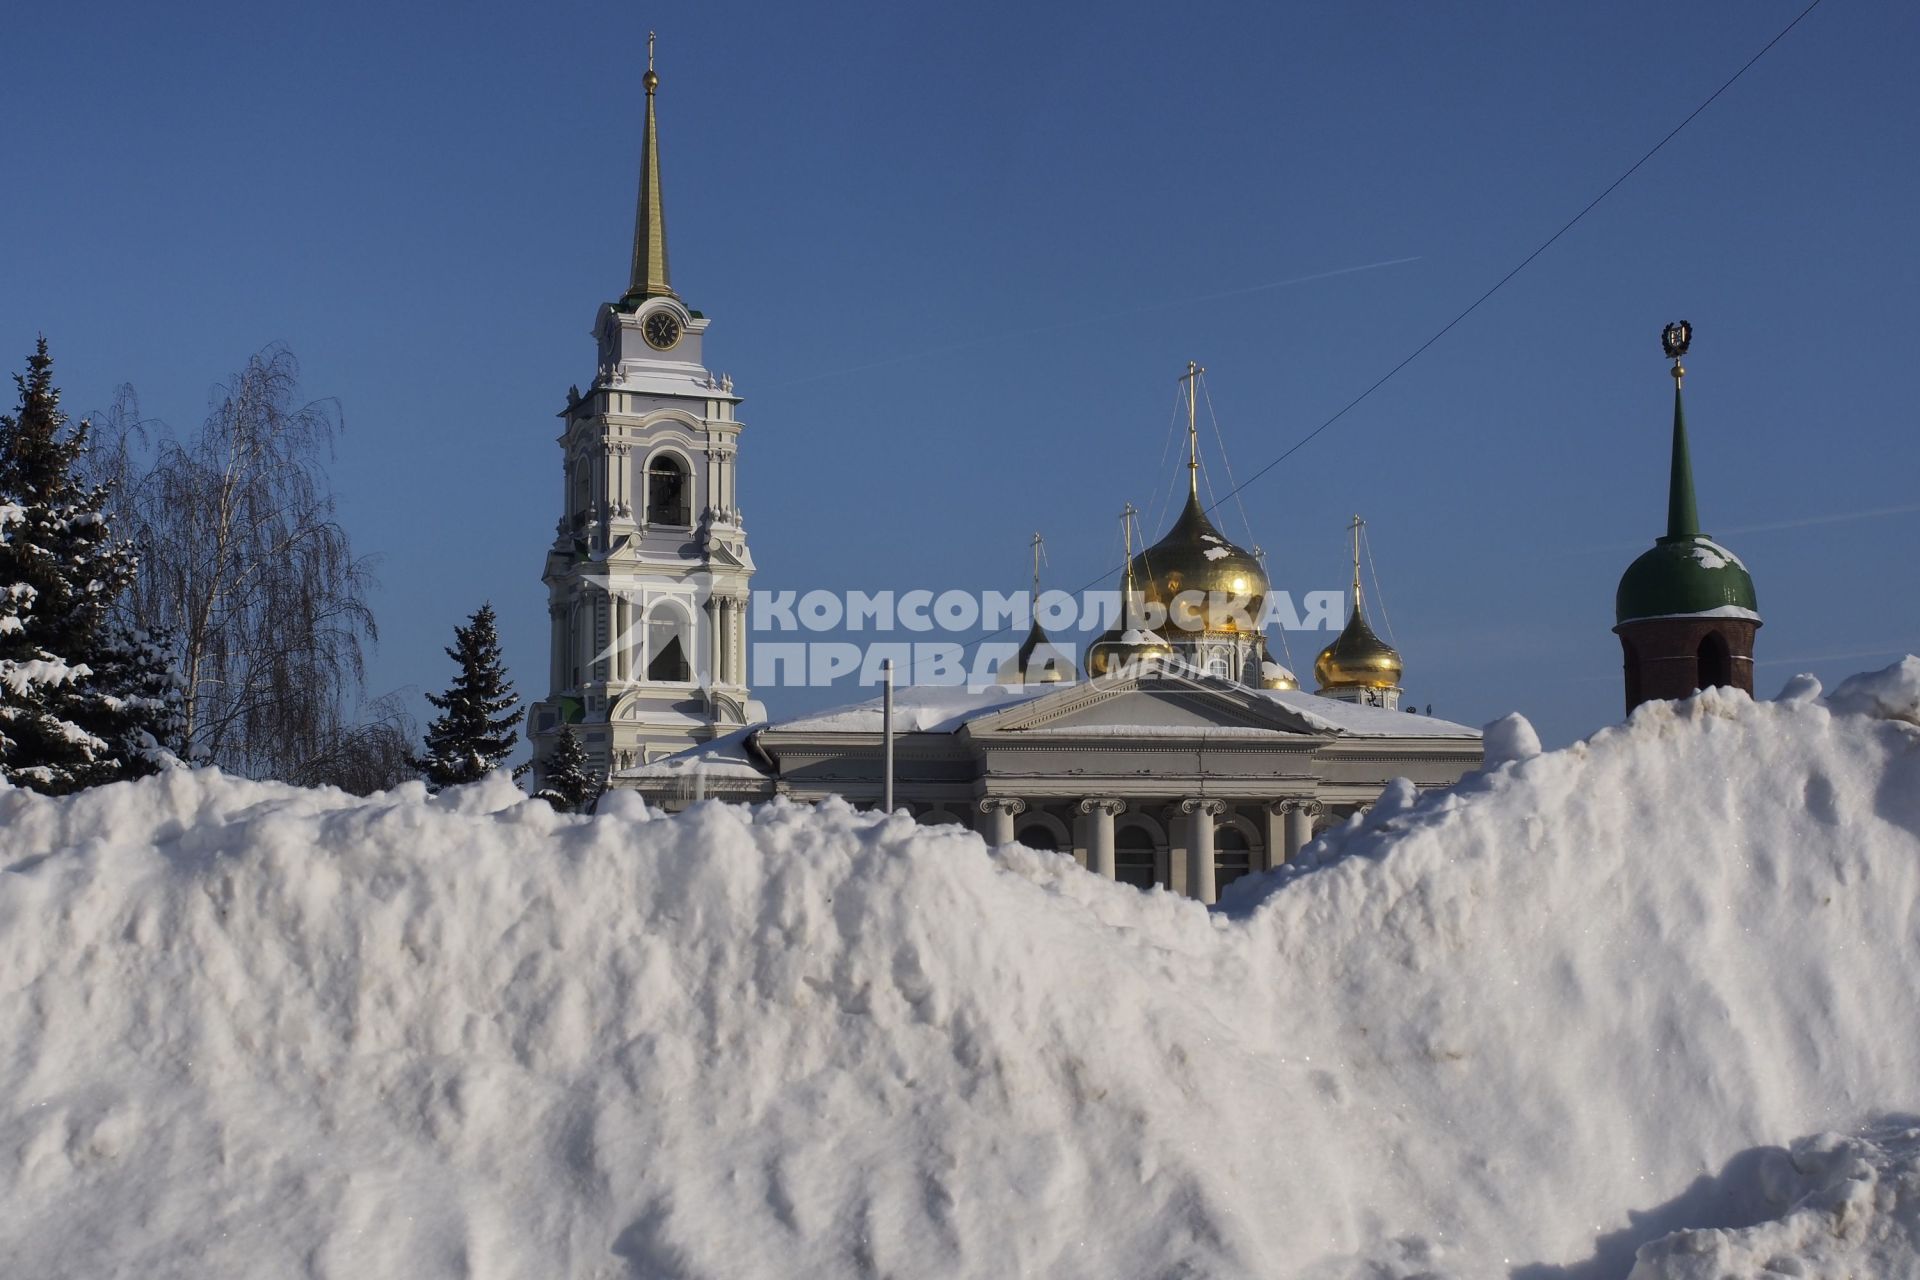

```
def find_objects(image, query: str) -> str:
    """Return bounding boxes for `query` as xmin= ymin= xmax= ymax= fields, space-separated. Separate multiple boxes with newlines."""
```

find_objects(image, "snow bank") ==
xmin=3 ymin=661 xmax=1920 ymax=1278
xmin=1626 ymin=1122 xmax=1920 ymax=1279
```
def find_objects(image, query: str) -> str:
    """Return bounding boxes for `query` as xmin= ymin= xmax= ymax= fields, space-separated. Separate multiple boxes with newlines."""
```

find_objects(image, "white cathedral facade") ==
xmin=528 ymin=56 xmax=1483 ymax=900
xmin=526 ymin=59 xmax=761 ymax=776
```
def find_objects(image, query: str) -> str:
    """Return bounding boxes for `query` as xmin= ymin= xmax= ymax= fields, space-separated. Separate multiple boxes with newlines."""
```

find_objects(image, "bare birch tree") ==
xmin=105 ymin=346 xmax=377 ymax=779
xmin=286 ymin=690 xmax=419 ymax=794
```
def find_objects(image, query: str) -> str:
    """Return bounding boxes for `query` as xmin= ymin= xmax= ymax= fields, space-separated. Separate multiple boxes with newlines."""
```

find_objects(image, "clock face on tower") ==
xmin=642 ymin=311 xmax=682 ymax=351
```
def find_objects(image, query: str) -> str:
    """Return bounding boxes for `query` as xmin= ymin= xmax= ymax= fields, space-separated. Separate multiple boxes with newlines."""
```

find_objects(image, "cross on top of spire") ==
xmin=1179 ymin=360 xmax=1205 ymax=497
xmin=1348 ymin=514 xmax=1366 ymax=607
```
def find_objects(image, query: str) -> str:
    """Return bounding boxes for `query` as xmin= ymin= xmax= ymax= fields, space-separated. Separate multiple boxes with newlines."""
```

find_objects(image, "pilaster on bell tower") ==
xmin=1613 ymin=323 xmax=1761 ymax=714
xmin=529 ymin=34 xmax=762 ymax=779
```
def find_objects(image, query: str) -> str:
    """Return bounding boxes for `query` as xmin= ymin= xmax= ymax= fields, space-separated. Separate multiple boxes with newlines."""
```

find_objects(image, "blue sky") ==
xmin=4 ymin=0 xmax=1915 ymax=750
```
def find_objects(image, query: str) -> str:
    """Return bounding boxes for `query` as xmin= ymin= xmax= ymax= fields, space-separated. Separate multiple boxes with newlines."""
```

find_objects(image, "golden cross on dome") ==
xmin=1178 ymin=361 xmax=1206 ymax=496
xmin=1348 ymin=514 xmax=1365 ymax=607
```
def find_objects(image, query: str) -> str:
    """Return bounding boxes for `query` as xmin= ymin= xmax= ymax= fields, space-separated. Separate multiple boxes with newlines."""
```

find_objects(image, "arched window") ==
xmin=646 ymin=603 xmax=692 ymax=683
xmin=1621 ymin=635 xmax=1642 ymax=707
xmin=1215 ymin=824 xmax=1253 ymax=892
xmin=1115 ymin=825 xmax=1159 ymax=891
xmin=1017 ymin=824 xmax=1059 ymax=853
xmin=646 ymin=454 xmax=691 ymax=526
xmin=1697 ymin=630 xmax=1733 ymax=690
xmin=570 ymin=463 xmax=590 ymax=528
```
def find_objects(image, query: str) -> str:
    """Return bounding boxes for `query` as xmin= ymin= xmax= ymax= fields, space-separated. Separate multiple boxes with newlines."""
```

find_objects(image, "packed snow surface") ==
xmin=4 ymin=660 xmax=1920 ymax=1279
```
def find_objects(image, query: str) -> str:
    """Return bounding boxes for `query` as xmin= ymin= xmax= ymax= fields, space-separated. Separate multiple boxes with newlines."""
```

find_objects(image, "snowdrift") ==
xmin=3 ymin=660 xmax=1920 ymax=1279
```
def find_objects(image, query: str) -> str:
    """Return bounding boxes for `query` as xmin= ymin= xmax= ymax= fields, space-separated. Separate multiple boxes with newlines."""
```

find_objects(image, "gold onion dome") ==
xmin=1315 ymin=605 xmax=1402 ymax=691
xmin=1259 ymin=660 xmax=1299 ymax=691
xmin=1127 ymin=492 xmax=1269 ymax=637
xmin=1011 ymin=619 xmax=1073 ymax=683
xmin=1086 ymin=625 xmax=1173 ymax=678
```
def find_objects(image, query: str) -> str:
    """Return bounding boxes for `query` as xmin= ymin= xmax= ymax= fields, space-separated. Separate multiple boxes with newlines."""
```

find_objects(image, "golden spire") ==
xmin=626 ymin=31 xmax=676 ymax=303
xmin=1179 ymin=361 xmax=1205 ymax=497
xmin=1031 ymin=530 xmax=1046 ymax=597
xmin=1121 ymin=503 xmax=1139 ymax=597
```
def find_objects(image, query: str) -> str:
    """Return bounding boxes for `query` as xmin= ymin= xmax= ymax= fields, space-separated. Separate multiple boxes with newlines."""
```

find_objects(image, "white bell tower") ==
xmin=529 ymin=38 xmax=760 ymax=779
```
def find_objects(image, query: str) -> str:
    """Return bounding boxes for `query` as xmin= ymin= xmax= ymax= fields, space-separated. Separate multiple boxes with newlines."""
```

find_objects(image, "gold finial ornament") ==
xmin=1662 ymin=320 xmax=1691 ymax=388
xmin=1314 ymin=515 xmax=1403 ymax=691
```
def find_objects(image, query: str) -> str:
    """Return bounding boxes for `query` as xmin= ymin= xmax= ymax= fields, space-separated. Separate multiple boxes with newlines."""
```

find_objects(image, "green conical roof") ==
xmin=1615 ymin=383 xmax=1759 ymax=624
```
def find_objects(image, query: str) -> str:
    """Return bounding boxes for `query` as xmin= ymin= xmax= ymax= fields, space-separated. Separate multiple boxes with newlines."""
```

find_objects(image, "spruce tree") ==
xmin=535 ymin=725 xmax=599 ymax=813
xmin=0 ymin=340 xmax=179 ymax=792
xmin=413 ymin=602 xmax=523 ymax=788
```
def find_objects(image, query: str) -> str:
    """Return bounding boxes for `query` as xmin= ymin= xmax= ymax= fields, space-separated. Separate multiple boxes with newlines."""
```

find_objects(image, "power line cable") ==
xmin=953 ymin=0 xmax=1828 ymax=670
xmin=1204 ymin=0 xmax=1828 ymax=515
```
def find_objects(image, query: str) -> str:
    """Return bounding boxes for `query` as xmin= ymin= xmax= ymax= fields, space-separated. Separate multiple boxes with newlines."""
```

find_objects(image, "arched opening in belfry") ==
xmin=1697 ymin=630 xmax=1733 ymax=690
xmin=645 ymin=603 xmax=693 ymax=683
xmin=646 ymin=453 xmax=690 ymax=526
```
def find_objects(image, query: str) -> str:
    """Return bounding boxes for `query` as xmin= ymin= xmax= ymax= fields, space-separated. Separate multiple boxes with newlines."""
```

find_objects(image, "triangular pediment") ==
xmin=961 ymin=670 xmax=1331 ymax=740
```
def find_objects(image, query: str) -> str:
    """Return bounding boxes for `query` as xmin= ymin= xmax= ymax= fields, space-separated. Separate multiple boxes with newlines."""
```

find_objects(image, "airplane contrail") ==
xmin=1754 ymin=644 xmax=1916 ymax=670
xmin=768 ymin=256 xmax=1423 ymax=389
xmin=1522 ymin=502 xmax=1920 ymax=564
xmin=1717 ymin=503 xmax=1920 ymax=537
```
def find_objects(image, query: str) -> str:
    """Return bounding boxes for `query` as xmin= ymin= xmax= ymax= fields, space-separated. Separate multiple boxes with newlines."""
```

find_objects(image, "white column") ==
xmin=977 ymin=797 xmax=1026 ymax=847
xmin=1181 ymin=798 xmax=1226 ymax=904
xmin=595 ymin=445 xmax=608 ymax=523
xmin=1077 ymin=798 xmax=1124 ymax=879
xmin=1282 ymin=799 xmax=1323 ymax=864
xmin=705 ymin=596 xmax=721 ymax=688
xmin=595 ymin=591 xmax=610 ymax=683
xmin=609 ymin=597 xmax=622 ymax=682
xmin=724 ymin=597 xmax=743 ymax=686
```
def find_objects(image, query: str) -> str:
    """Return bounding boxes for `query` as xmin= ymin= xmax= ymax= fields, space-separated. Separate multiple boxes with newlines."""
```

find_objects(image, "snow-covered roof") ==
xmin=614 ymin=726 xmax=772 ymax=782
xmin=770 ymin=683 xmax=1052 ymax=736
xmin=1257 ymin=690 xmax=1481 ymax=738
xmin=757 ymin=678 xmax=1479 ymax=741
xmin=1624 ymin=604 xmax=1763 ymax=623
